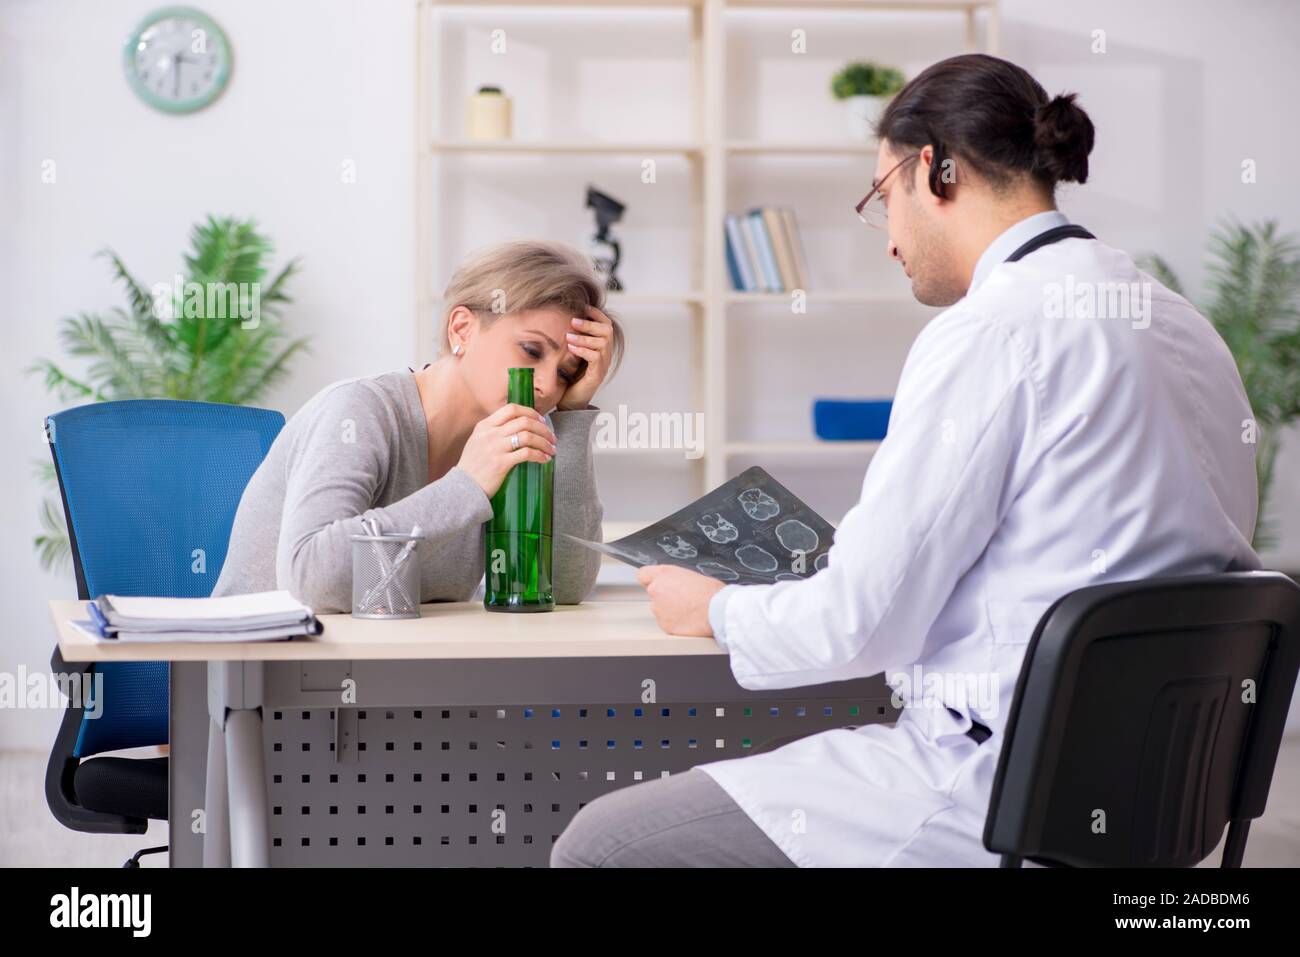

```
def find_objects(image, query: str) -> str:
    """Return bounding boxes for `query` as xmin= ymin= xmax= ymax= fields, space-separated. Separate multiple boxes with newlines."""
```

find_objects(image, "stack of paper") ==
xmin=75 ymin=590 xmax=323 ymax=643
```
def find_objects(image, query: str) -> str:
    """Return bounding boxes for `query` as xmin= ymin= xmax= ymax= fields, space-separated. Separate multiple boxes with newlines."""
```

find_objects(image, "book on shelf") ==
xmin=739 ymin=212 xmax=773 ymax=291
xmin=748 ymin=210 xmax=782 ymax=291
xmin=762 ymin=207 xmax=798 ymax=291
xmin=778 ymin=206 xmax=809 ymax=290
xmin=723 ymin=214 xmax=754 ymax=291
xmin=733 ymin=213 xmax=762 ymax=291
xmin=724 ymin=206 xmax=810 ymax=294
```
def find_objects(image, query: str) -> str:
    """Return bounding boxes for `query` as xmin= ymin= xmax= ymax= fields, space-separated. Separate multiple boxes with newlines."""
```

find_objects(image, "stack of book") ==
xmin=725 ymin=206 xmax=810 ymax=293
xmin=79 ymin=591 xmax=324 ymax=643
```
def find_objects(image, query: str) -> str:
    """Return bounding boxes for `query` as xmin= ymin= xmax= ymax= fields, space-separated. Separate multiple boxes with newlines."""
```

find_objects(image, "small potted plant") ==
xmin=27 ymin=215 xmax=307 ymax=570
xmin=831 ymin=61 xmax=906 ymax=142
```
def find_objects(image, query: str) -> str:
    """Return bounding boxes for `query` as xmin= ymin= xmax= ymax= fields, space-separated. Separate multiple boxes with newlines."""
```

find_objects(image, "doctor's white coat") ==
xmin=695 ymin=228 xmax=1261 ymax=867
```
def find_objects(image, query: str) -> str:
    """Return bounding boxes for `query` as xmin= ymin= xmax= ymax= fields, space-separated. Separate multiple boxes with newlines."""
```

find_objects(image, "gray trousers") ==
xmin=550 ymin=768 xmax=796 ymax=867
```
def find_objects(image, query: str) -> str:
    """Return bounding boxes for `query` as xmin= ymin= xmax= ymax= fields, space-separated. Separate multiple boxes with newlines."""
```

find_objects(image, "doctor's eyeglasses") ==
xmin=855 ymin=153 xmax=920 ymax=228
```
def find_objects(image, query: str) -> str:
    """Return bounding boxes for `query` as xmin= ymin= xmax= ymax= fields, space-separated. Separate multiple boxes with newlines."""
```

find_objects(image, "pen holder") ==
xmin=350 ymin=533 xmax=423 ymax=619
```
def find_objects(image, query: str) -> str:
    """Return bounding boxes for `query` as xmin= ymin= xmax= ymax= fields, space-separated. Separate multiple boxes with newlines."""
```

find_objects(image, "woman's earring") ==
xmin=452 ymin=343 xmax=463 ymax=357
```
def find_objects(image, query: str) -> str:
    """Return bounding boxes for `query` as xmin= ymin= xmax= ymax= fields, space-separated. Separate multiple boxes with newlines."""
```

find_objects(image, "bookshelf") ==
xmin=416 ymin=0 xmax=999 ymax=528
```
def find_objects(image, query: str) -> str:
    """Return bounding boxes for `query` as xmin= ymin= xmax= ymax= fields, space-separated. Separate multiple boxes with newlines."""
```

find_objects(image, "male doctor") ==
xmin=551 ymin=54 xmax=1261 ymax=867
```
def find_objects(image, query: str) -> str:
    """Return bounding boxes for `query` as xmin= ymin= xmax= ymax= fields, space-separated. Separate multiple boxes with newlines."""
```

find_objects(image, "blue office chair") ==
xmin=983 ymin=571 xmax=1300 ymax=867
xmin=45 ymin=399 xmax=284 ymax=862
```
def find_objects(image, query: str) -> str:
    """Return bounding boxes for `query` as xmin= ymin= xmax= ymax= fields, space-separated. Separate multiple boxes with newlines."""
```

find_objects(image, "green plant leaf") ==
xmin=35 ymin=495 xmax=71 ymax=573
xmin=1135 ymin=253 xmax=1185 ymax=298
xmin=97 ymin=247 xmax=155 ymax=320
xmin=58 ymin=313 xmax=151 ymax=399
xmin=231 ymin=336 xmax=310 ymax=405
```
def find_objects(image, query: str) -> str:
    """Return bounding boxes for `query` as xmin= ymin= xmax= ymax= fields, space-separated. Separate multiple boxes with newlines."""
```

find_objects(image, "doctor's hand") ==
xmin=636 ymin=564 xmax=724 ymax=637
xmin=556 ymin=305 xmax=615 ymax=411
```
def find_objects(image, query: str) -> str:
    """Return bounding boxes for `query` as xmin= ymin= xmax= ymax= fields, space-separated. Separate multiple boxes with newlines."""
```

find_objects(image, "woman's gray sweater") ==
xmin=211 ymin=370 xmax=603 ymax=612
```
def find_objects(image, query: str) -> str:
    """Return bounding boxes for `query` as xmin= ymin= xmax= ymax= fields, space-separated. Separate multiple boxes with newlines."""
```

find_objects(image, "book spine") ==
xmin=724 ymin=228 xmax=742 ymax=291
xmin=781 ymin=205 xmax=811 ymax=291
xmin=747 ymin=209 xmax=782 ymax=292
xmin=725 ymin=213 xmax=755 ymax=291
xmin=739 ymin=214 xmax=770 ymax=292
xmin=763 ymin=206 xmax=797 ymax=290
xmin=723 ymin=215 xmax=746 ymax=291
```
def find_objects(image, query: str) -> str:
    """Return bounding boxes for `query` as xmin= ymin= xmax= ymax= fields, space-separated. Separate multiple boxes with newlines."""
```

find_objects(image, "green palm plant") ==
xmin=29 ymin=215 xmax=308 ymax=570
xmin=1141 ymin=219 xmax=1300 ymax=552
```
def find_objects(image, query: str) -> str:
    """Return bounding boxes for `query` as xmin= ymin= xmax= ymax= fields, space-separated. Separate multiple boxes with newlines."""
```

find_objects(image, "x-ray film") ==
xmin=564 ymin=466 xmax=834 ymax=585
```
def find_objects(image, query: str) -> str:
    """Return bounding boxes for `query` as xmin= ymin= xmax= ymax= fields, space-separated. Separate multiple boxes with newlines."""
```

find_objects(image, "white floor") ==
xmin=4 ymin=735 xmax=1299 ymax=867
xmin=1 ymin=749 xmax=168 ymax=867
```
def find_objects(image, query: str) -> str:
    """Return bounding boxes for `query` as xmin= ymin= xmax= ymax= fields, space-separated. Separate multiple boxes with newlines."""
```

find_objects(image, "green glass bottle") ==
xmin=484 ymin=367 xmax=555 ymax=612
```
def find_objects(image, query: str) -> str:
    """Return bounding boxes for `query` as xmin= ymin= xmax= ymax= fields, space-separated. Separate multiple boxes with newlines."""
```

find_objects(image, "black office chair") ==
xmin=983 ymin=571 xmax=1300 ymax=867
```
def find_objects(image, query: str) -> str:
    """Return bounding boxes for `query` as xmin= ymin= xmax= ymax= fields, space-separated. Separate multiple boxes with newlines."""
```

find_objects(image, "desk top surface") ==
xmin=50 ymin=586 xmax=720 ymax=662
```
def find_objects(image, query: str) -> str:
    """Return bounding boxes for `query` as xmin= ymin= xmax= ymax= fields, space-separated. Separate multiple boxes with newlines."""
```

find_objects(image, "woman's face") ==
xmin=457 ymin=306 xmax=585 ymax=416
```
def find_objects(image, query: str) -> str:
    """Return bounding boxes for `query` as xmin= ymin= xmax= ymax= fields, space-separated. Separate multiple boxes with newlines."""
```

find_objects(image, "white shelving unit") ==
xmin=416 ymin=0 xmax=999 ymax=526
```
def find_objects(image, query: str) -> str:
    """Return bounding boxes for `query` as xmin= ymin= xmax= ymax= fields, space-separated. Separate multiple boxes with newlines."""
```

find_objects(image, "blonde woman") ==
xmin=213 ymin=239 xmax=625 ymax=613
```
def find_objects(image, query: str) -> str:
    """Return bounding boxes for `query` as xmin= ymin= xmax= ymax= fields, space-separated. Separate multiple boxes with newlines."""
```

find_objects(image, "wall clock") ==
xmin=123 ymin=7 xmax=231 ymax=113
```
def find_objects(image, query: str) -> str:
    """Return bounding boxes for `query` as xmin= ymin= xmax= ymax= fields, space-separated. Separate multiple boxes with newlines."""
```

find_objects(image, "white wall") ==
xmin=0 ymin=0 xmax=418 ymax=749
xmin=2 ymin=0 xmax=1297 ymax=749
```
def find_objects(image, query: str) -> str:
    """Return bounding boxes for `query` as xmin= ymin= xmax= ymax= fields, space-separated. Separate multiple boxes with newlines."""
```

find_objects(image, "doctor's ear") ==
xmin=916 ymin=145 xmax=954 ymax=205
xmin=917 ymin=143 xmax=936 ymax=173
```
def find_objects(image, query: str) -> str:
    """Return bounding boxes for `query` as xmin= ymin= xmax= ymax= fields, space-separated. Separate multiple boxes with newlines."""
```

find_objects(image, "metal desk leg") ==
xmin=224 ymin=709 xmax=270 ymax=867
xmin=208 ymin=661 xmax=270 ymax=868
xmin=203 ymin=716 xmax=231 ymax=867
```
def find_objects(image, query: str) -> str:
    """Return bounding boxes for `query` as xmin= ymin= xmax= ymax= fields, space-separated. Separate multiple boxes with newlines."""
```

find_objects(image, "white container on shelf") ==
xmin=467 ymin=86 xmax=512 ymax=140
xmin=845 ymin=94 xmax=887 ymax=141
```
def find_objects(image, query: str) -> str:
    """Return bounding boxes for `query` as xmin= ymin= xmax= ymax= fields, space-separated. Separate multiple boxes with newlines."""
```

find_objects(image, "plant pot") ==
xmin=845 ymin=94 xmax=886 ymax=142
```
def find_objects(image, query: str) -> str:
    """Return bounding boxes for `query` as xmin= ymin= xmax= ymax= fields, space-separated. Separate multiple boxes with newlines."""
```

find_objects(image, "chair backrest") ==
xmin=983 ymin=571 xmax=1300 ymax=867
xmin=47 ymin=399 xmax=284 ymax=757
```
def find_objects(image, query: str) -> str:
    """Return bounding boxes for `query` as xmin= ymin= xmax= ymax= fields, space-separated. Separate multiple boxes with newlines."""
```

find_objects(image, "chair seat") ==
xmin=74 ymin=756 xmax=168 ymax=822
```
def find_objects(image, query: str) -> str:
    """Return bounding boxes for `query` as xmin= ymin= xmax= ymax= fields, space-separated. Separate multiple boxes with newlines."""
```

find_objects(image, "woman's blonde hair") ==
xmin=438 ymin=238 xmax=625 ymax=381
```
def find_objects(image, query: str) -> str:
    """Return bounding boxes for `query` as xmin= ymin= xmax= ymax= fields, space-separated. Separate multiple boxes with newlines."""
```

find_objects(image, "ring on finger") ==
xmin=509 ymin=432 xmax=521 ymax=451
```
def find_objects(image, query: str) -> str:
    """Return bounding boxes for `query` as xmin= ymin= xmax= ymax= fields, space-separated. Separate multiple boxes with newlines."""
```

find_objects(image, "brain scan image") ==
xmin=696 ymin=561 xmax=739 ymax=581
xmin=775 ymin=519 xmax=819 ymax=555
xmin=696 ymin=511 xmax=739 ymax=544
xmin=737 ymin=487 xmax=780 ymax=521
xmin=735 ymin=543 xmax=779 ymax=572
xmin=656 ymin=534 xmax=698 ymax=559
xmin=582 ymin=467 xmax=837 ymax=595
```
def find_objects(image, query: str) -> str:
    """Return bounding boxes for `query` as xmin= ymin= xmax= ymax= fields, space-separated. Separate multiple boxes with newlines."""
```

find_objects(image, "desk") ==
xmin=52 ymin=586 xmax=897 ymax=866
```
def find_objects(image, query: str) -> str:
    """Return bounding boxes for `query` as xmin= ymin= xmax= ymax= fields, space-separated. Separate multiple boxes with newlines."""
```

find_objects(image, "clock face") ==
xmin=124 ymin=7 xmax=231 ymax=113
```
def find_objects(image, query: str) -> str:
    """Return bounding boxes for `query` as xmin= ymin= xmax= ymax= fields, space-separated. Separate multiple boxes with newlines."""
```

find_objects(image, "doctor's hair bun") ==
xmin=1033 ymin=93 xmax=1095 ymax=185
xmin=875 ymin=53 xmax=1096 ymax=198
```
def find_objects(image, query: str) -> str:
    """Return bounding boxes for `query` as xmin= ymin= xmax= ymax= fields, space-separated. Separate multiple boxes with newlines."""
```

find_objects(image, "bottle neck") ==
xmin=507 ymin=370 xmax=534 ymax=408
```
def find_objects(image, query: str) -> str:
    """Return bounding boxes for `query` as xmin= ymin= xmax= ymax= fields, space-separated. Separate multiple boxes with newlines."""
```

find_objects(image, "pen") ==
xmin=362 ymin=517 xmax=400 ymax=610
xmin=360 ymin=524 xmax=424 ymax=609
xmin=86 ymin=600 xmax=114 ymax=639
